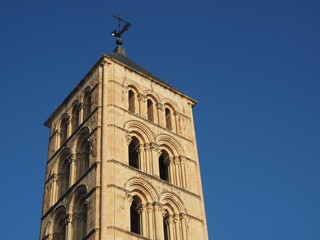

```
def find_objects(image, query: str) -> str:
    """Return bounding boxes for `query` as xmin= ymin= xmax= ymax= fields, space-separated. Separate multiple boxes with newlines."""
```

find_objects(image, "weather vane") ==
xmin=110 ymin=14 xmax=131 ymax=46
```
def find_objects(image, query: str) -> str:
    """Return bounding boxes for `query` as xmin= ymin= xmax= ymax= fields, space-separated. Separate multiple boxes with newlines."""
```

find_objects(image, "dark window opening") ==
xmin=130 ymin=197 xmax=141 ymax=234
xmin=83 ymin=92 xmax=92 ymax=120
xmin=129 ymin=137 xmax=140 ymax=169
xmin=165 ymin=108 xmax=172 ymax=130
xmin=71 ymin=106 xmax=79 ymax=132
xmin=129 ymin=90 xmax=135 ymax=113
xmin=147 ymin=99 xmax=154 ymax=122
xmin=159 ymin=150 xmax=169 ymax=181
xmin=163 ymin=212 xmax=169 ymax=240
xmin=60 ymin=118 xmax=68 ymax=145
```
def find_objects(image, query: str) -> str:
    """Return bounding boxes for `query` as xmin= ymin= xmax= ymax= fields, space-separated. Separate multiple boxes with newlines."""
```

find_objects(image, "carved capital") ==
xmin=65 ymin=214 xmax=72 ymax=224
xmin=156 ymin=103 xmax=164 ymax=111
xmin=153 ymin=202 xmax=163 ymax=212
xmin=173 ymin=213 xmax=180 ymax=222
xmin=69 ymin=153 xmax=76 ymax=163
xmin=179 ymin=212 xmax=186 ymax=221
xmin=138 ymin=94 xmax=147 ymax=102
xmin=146 ymin=202 xmax=153 ymax=212
xmin=125 ymin=133 xmax=132 ymax=145
xmin=164 ymin=157 xmax=172 ymax=166
xmin=126 ymin=193 xmax=133 ymax=204
xmin=179 ymin=155 xmax=186 ymax=163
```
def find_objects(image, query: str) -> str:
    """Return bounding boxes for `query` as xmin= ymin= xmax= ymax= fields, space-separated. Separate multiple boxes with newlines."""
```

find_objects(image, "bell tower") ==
xmin=40 ymin=27 xmax=209 ymax=240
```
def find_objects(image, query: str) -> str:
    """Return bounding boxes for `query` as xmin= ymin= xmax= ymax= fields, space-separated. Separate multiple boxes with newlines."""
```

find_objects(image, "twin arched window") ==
xmin=59 ymin=91 xmax=92 ymax=148
xmin=51 ymin=190 xmax=88 ymax=240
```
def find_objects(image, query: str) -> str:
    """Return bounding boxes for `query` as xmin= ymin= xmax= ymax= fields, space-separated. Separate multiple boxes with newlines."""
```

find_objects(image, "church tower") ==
xmin=40 ymin=38 xmax=209 ymax=240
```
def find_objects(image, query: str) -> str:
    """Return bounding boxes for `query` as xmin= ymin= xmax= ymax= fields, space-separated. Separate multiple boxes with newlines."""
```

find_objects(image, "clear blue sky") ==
xmin=0 ymin=0 xmax=319 ymax=239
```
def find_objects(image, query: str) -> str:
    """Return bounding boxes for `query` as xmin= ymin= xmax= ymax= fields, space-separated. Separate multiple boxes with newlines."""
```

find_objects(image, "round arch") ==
xmin=159 ymin=191 xmax=185 ymax=214
xmin=125 ymin=177 xmax=158 ymax=203
xmin=156 ymin=134 xmax=184 ymax=156
xmin=124 ymin=120 xmax=155 ymax=143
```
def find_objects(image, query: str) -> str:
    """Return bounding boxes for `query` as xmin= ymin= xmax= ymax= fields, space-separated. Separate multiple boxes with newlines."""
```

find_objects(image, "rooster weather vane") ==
xmin=110 ymin=14 xmax=131 ymax=46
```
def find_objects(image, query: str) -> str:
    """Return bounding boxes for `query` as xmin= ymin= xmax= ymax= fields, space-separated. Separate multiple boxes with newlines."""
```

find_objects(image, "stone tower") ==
xmin=40 ymin=45 xmax=209 ymax=240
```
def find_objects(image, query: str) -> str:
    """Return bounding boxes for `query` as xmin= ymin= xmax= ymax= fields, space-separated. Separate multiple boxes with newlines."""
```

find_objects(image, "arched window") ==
xmin=83 ymin=91 xmax=92 ymax=120
xmin=128 ymin=90 xmax=135 ymax=113
xmin=72 ymin=191 xmax=87 ymax=240
xmin=60 ymin=118 xmax=68 ymax=146
xmin=165 ymin=108 xmax=172 ymax=130
xmin=159 ymin=150 xmax=170 ymax=182
xmin=57 ymin=151 xmax=70 ymax=199
xmin=130 ymin=196 xmax=142 ymax=234
xmin=53 ymin=210 xmax=66 ymax=240
xmin=76 ymin=130 xmax=90 ymax=180
xmin=71 ymin=105 xmax=80 ymax=132
xmin=147 ymin=99 xmax=154 ymax=122
xmin=128 ymin=137 xmax=140 ymax=169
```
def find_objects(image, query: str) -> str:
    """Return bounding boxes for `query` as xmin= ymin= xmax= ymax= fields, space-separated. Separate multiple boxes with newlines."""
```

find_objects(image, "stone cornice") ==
xmin=106 ymin=159 xmax=201 ymax=199
xmin=104 ymin=54 xmax=198 ymax=105
xmin=106 ymin=226 xmax=151 ymax=240
xmin=83 ymin=227 xmax=100 ymax=240
xmin=185 ymin=213 xmax=205 ymax=223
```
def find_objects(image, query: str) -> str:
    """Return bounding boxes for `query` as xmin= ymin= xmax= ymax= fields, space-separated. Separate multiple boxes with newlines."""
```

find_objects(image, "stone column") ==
xmin=165 ymin=157 xmax=174 ymax=184
xmin=150 ymin=143 xmax=161 ymax=177
xmin=180 ymin=213 xmax=188 ymax=240
xmin=66 ymin=116 xmax=71 ymax=139
xmin=137 ymin=147 xmax=146 ymax=172
xmin=79 ymin=102 xmax=84 ymax=124
xmin=143 ymin=144 xmax=152 ymax=175
xmin=174 ymin=157 xmax=181 ymax=187
xmin=174 ymin=112 xmax=181 ymax=134
xmin=174 ymin=214 xmax=181 ymax=240
xmin=180 ymin=156 xmax=187 ymax=189
xmin=51 ymin=174 xmax=58 ymax=204
xmin=153 ymin=202 xmax=164 ymax=240
xmin=65 ymin=214 xmax=72 ymax=240
xmin=167 ymin=215 xmax=174 ymax=240
xmin=138 ymin=94 xmax=147 ymax=117
xmin=138 ymin=204 xmax=148 ymax=237
xmin=157 ymin=103 xmax=164 ymax=127
xmin=56 ymin=130 xmax=61 ymax=149
xmin=69 ymin=154 xmax=75 ymax=186
xmin=126 ymin=194 xmax=133 ymax=231
xmin=147 ymin=203 xmax=155 ymax=239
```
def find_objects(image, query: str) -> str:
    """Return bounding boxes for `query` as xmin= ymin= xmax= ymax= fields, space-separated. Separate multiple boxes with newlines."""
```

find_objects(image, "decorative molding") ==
xmin=107 ymin=184 xmax=128 ymax=194
xmin=106 ymin=159 xmax=201 ymax=199
xmin=83 ymin=227 xmax=100 ymax=240
xmin=185 ymin=213 xmax=204 ymax=223
xmin=106 ymin=226 xmax=151 ymax=240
